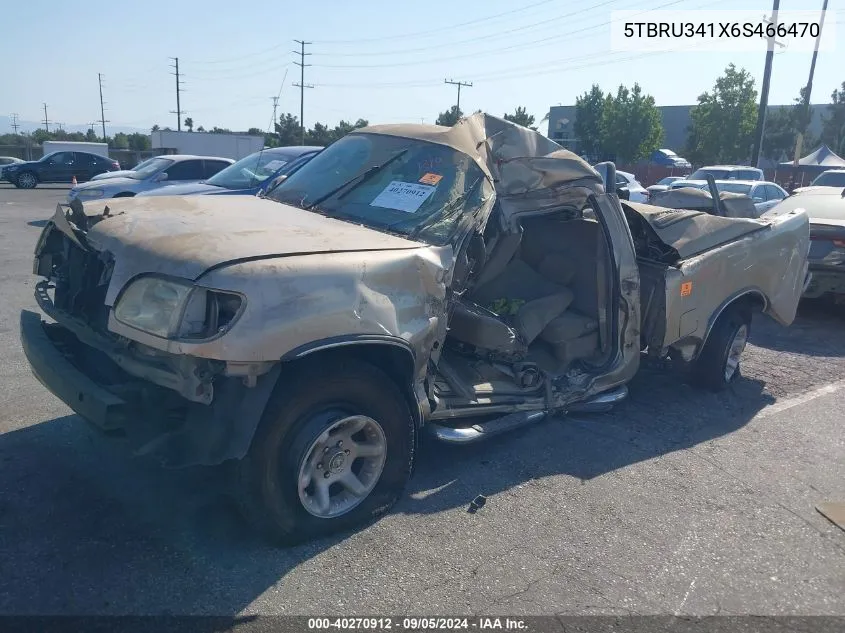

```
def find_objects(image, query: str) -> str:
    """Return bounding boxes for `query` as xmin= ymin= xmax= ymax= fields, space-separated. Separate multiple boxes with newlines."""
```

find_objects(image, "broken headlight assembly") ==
xmin=113 ymin=275 xmax=244 ymax=340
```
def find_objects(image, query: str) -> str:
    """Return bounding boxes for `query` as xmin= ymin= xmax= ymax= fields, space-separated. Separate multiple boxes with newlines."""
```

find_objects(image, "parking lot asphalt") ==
xmin=0 ymin=184 xmax=843 ymax=616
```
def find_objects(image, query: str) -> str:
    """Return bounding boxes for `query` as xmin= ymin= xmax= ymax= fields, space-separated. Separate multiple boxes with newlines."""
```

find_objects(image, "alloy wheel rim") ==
xmin=724 ymin=324 xmax=748 ymax=382
xmin=297 ymin=414 xmax=387 ymax=519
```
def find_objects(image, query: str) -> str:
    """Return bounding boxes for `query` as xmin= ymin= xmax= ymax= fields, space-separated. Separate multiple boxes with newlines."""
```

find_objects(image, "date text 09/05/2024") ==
xmin=307 ymin=617 xmax=528 ymax=630
xmin=623 ymin=21 xmax=820 ymax=39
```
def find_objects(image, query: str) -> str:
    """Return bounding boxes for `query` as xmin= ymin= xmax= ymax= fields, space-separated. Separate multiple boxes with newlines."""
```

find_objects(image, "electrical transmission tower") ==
xmin=169 ymin=57 xmax=186 ymax=131
xmin=292 ymin=40 xmax=314 ymax=145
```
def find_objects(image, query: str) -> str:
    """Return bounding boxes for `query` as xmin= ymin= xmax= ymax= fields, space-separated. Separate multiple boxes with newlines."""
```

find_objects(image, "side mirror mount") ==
xmin=616 ymin=186 xmax=631 ymax=200
xmin=154 ymin=172 xmax=168 ymax=182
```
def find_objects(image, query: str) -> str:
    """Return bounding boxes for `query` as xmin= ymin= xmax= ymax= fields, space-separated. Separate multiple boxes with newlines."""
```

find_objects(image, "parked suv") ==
xmin=2 ymin=151 xmax=120 ymax=188
xmin=20 ymin=115 xmax=809 ymax=544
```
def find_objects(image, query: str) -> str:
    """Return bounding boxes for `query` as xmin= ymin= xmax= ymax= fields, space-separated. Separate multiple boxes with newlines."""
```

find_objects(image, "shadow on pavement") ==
xmin=27 ymin=220 xmax=49 ymax=228
xmin=0 ymin=366 xmax=772 ymax=615
xmin=750 ymin=300 xmax=845 ymax=357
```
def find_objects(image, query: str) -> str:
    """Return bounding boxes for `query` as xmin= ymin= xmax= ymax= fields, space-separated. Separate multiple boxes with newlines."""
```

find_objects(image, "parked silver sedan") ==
xmin=67 ymin=155 xmax=233 ymax=202
xmin=669 ymin=179 xmax=787 ymax=215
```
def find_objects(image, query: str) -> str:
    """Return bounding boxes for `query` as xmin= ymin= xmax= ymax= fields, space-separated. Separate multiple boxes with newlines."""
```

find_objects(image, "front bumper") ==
xmin=20 ymin=308 xmax=280 ymax=467
xmin=20 ymin=309 xmax=129 ymax=431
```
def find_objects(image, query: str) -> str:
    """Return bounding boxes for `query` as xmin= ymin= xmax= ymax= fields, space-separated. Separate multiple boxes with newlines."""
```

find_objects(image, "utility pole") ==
xmin=169 ymin=57 xmax=185 ymax=131
xmin=98 ymin=73 xmax=110 ymax=140
xmin=444 ymin=79 xmax=472 ymax=113
xmin=791 ymin=0 xmax=830 ymax=184
xmin=750 ymin=0 xmax=781 ymax=168
xmin=42 ymin=103 xmax=51 ymax=133
xmin=292 ymin=40 xmax=313 ymax=145
xmin=10 ymin=113 xmax=19 ymax=134
xmin=270 ymin=95 xmax=279 ymax=131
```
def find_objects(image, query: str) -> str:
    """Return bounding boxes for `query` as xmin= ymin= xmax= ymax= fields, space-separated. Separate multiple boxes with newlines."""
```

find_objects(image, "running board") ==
xmin=428 ymin=411 xmax=548 ymax=444
xmin=427 ymin=385 xmax=628 ymax=444
xmin=565 ymin=385 xmax=628 ymax=413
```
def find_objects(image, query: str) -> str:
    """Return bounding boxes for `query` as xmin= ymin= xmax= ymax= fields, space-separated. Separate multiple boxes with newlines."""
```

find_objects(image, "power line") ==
xmin=42 ymin=103 xmax=51 ymax=133
xmin=318 ymin=0 xmax=559 ymax=44
xmin=444 ymin=79 xmax=472 ymax=112
xmin=292 ymin=40 xmax=314 ymax=144
xmin=98 ymin=73 xmax=110 ymax=140
xmin=169 ymin=57 xmax=185 ymax=131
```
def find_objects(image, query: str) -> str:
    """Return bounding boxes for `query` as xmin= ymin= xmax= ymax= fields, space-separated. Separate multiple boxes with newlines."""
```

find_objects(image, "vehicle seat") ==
xmin=448 ymin=228 xmax=574 ymax=358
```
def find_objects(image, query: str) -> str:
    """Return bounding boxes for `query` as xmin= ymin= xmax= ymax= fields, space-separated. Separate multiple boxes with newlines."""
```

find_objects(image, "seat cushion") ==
xmin=540 ymin=311 xmax=599 ymax=344
xmin=514 ymin=291 xmax=574 ymax=345
xmin=535 ymin=252 xmax=576 ymax=286
xmin=448 ymin=301 xmax=526 ymax=357
xmin=472 ymin=259 xmax=565 ymax=307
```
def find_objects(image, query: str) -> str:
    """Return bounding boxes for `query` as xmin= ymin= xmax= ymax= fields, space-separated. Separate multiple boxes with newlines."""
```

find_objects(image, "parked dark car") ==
xmin=650 ymin=148 xmax=692 ymax=169
xmin=2 ymin=151 xmax=120 ymax=189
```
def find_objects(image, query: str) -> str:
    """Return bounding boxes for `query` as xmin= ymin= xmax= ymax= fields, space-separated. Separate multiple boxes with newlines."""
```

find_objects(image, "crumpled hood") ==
xmin=77 ymin=195 xmax=422 ymax=305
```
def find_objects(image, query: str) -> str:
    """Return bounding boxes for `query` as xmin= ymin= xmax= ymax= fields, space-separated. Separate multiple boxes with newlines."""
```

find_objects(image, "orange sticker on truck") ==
xmin=681 ymin=281 xmax=693 ymax=297
xmin=419 ymin=173 xmax=443 ymax=185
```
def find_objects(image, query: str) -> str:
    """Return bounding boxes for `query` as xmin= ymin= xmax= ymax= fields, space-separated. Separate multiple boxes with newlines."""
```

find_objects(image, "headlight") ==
xmin=77 ymin=189 xmax=105 ymax=198
xmin=114 ymin=276 xmax=244 ymax=339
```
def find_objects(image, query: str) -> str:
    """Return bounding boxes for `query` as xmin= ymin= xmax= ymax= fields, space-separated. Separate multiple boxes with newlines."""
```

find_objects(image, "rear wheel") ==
xmin=235 ymin=359 xmax=415 ymax=545
xmin=16 ymin=171 xmax=37 ymax=189
xmin=691 ymin=307 xmax=751 ymax=391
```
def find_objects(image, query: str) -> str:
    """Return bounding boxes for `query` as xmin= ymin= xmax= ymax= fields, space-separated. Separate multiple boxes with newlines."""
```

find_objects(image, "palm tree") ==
xmin=184 ymin=117 xmax=194 ymax=132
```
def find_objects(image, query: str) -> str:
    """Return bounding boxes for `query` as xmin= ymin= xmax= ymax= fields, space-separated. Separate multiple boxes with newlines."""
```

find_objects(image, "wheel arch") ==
xmin=700 ymin=289 xmax=766 ymax=352
xmin=281 ymin=336 xmax=422 ymax=427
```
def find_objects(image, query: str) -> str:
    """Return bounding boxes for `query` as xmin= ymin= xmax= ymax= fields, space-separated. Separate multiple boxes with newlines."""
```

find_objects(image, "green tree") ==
xmin=184 ymin=117 xmax=194 ymax=132
xmin=127 ymin=132 xmax=151 ymax=151
xmin=196 ymin=125 xmax=205 ymax=132
xmin=275 ymin=113 xmax=303 ymax=146
xmin=151 ymin=124 xmax=160 ymax=132
xmin=686 ymin=64 xmax=758 ymax=165
xmin=503 ymin=106 xmax=535 ymax=129
xmin=574 ymin=85 xmax=606 ymax=160
xmin=110 ymin=132 xmax=129 ymax=149
xmin=85 ymin=128 xmax=98 ymax=142
xmin=247 ymin=127 xmax=264 ymax=136
xmin=820 ymin=81 xmax=845 ymax=155
xmin=305 ymin=122 xmax=333 ymax=146
xmin=328 ymin=118 xmax=369 ymax=144
xmin=600 ymin=83 xmax=663 ymax=163
xmin=436 ymin=106 xmax=463 ymax=127
xmin=763 ymin=87 xmax=819 ymax=161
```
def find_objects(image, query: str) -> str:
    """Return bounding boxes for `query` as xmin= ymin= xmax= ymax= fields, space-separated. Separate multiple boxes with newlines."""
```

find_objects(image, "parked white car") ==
xmin=90 ymin=157 xmax=162 ymax=181
xmin=615 ymin=170 xmax=649 ymax=202
xmin=647 ymin=176 xmax=687 ymax=196
xmin=0 ymin=156 xmax=24 ymax=179
xmin=667 ymin=179 xmax=787 ymax=215
xmin=67 ymin=155 xmax=233 ymax=202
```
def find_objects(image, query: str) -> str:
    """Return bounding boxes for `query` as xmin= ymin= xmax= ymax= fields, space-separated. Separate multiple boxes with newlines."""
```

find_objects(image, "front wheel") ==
xmin=691 ymin=307 xmax=751 ymax=391
xmin=16 ymin=171 xmax=37 ymax=189
xmin=235 ymin=358 xmax=415 ymax=545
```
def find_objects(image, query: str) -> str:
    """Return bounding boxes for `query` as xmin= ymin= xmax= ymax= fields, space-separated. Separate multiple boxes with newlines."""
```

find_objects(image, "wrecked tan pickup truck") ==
xmin=20 ymin=114 xmax=809 ymax=544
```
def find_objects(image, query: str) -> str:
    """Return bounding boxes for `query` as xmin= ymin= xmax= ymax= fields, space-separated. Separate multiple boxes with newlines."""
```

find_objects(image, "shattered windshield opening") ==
xmin=268 ymin=133 xmax=487 ymax=245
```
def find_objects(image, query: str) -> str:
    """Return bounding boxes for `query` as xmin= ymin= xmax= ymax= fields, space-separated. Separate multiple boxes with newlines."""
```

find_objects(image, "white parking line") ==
xmin=756 ymin=380 xmax=845 ymax=419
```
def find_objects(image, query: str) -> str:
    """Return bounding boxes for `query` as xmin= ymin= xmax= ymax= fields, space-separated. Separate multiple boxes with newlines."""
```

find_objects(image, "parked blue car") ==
xmin=137 ymin=146 xmax=322 ymax=198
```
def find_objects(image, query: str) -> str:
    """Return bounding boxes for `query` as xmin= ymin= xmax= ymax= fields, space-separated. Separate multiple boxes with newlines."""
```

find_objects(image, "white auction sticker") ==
xmin=370 ymin=181 xmax=436 ymax=213
xmin=611 ymin=10 xmax=837 ymax=53
xmin=263 ymin=160 xmax=288 ymax=171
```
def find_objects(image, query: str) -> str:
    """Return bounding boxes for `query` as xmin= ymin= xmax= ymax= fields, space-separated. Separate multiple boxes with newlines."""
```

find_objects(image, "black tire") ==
xmin=691 ymin=306 xmax=751 ymax=392
xmin=235 ymin=358 xmax=415 ymax=545
xmin=16 ymin=171 xmax=38 ymax=189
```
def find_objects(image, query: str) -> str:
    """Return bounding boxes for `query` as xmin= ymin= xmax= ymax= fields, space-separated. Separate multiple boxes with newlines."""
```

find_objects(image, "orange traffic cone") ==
xmin=71 ymin=175 xmax=77 ymax=186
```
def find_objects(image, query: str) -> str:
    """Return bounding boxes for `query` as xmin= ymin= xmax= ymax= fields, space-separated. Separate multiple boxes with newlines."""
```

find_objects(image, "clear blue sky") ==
xmin=1 ymin=0 xmax=842 ymax=135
